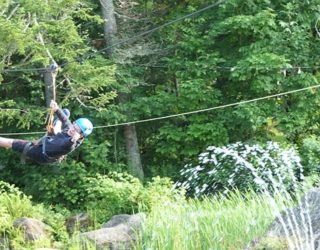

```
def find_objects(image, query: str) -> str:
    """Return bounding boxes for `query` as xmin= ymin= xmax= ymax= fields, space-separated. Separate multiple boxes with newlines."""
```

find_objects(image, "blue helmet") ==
xmin=75 ymin=118 xmax=93 ymax=137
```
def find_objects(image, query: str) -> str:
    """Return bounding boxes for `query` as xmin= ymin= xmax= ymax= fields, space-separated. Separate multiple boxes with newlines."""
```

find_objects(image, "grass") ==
xmin=135 ymin=190 xmax=287 ymax=250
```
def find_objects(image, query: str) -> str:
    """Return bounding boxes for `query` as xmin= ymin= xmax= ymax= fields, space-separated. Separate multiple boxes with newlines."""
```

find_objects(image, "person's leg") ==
xmin=0 ymin=137 xmax=14 ymax=149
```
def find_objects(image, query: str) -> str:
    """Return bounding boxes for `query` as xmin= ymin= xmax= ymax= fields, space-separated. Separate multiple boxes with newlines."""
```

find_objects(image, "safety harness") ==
xmin=20 ymin=142 xmax=33 ymax=164
xmin=20 ymin=135 xmax=68 ymax=165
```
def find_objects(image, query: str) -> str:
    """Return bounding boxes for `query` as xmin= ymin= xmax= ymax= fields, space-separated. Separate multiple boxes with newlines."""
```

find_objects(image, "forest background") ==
xmin=1 ymin=0 xmax=320 ymax=217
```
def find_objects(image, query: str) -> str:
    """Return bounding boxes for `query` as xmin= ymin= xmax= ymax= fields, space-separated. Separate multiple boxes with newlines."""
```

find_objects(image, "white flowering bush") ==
xmin=175 ymin=142 xmax=304 ymax=197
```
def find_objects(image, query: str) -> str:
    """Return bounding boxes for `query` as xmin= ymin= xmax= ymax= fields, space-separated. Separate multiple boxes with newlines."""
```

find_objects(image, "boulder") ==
xmin=246 ymin=189 xmax=320 ymax=249
xmin=102 ymin=214 xmax=131 ymax=228
xmin=13 ymin=217 xmax=51 ymax=242
xmin=65 ymin=213 xmax=92 ymax=234
xmin=35 ymin=249 xmax=58 ymax=250
xmin=80 ymin=213 xmax=145 ymax=250
xmin=0 ymin=236 xmax=9 ymax=250
xmin=102 ymin=214 xmax=143 ymax=231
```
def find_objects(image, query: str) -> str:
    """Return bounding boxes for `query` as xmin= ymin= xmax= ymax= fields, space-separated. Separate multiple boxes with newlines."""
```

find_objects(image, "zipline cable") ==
xmin=75 ymin=0 xmax=226 ymax=63
xmin=95 ymin=84 xmax=320 ymax=128
xmin=1 ymin=0 xmax=227 ymax=73
xmin=1 ymin=83 xmax=319 ymax=136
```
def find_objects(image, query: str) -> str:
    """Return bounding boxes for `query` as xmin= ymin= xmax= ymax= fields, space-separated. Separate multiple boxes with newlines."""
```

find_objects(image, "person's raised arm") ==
xmin=50 ymin=100 xmax=72 ymax=129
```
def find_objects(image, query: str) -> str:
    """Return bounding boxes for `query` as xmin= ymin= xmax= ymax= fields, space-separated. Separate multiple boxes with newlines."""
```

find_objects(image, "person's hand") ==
xmin=50 ymin=100 xmax=59 ymax=112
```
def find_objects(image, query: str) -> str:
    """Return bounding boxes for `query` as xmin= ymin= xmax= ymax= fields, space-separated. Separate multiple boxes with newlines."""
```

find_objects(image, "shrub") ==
xmin=84 ymin=173 xmax=185 ymax=223
xmin=20 ymin=162 xmax=184 ymax=224
xmin=298 ymin=135 xmax=320 ymax=176
xmin=175 ymin=141 xmax=304 ymax=197
xmin=84 ymin=172 xmax=144 ymax=222
xmin=29 ymin=161 xmax=90 ymax=209
xmin=0 ymin=181 xmax=42 ymax=220
xmin=139 ymin=176 xmax=185 ymax=211
xmin=0 ymin=180 xmax=22 ymax=195
xmin=0 ymin=181 xmax=70 ymax=249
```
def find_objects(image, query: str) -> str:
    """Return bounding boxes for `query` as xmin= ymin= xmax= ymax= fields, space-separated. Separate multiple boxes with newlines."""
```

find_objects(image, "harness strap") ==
xmin=42 ymin=136 xmax=54 ymax=160
xmin=20 ymin=142 xmax=33 ymax=164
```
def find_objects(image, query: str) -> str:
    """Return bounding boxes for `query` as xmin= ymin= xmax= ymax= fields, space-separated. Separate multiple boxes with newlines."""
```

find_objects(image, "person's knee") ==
xmin=11 ymin=139 xmax=29 ymax=152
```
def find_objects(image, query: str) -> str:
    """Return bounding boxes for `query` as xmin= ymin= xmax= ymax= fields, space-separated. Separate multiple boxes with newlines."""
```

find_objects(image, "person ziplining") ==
xmin=0 ymin=100 xmax=93 ymax=164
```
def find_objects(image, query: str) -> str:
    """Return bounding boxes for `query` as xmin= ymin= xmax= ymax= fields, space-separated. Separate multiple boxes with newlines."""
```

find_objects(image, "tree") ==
xmin=100 ymin=0 xmax=144 ymax=180
xmin=112 ymin=0 xmax=320 ymax=179
xmin=0 ymin=0 xmax=118 ymax=195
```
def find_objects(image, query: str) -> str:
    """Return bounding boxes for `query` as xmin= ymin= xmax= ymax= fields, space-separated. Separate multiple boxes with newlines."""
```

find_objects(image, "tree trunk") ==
xmin=44 ymin=65 xmax=57 ymax=107
xmin=101 ymin=0 xmax=117 ymax=57
xmin=124 ymin=124 xmax=144 ymax=180
xmin=100 ymin=0 xmax=144 ymax=180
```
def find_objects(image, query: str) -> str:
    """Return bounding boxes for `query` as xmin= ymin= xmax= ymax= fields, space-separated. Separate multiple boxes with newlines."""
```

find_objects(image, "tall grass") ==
xmin=136 ymin=190 xmax=287 ymax=250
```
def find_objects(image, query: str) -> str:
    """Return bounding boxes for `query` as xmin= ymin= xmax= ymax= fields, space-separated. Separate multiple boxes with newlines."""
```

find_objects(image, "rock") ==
xmin=102 ymin=214 xmax=131 ymax=228
xmin=245 ymin=188 xmax=320 ymax=249
xmin=65 ymin=213 xmax=92 ymax=234
xmin=0 ymin=236 xmax=9 ymax=250
xmin=102 ymin=214 xmax=144 ymax=231
xmin=245 ymin=236 xmax=288 ymax=250
xmin=80 ymin=213 xmax=145 ymax=250
xmin=34 ymin=249 xmax=58 ymax=250
xmin=13 ymin=217 xmax=51 ymax=242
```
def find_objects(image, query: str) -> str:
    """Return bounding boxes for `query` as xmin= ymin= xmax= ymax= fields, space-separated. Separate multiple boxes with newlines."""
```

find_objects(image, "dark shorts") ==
xmin=12 ymin=140 xmax=29 ymax=153
xmin=12 ymin=140 xmax=58 ymax=164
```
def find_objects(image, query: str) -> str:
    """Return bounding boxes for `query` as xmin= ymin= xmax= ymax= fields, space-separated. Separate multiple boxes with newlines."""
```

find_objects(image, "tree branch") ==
xmin=6 ymin=4 xmax=20 ymax=20
xmin=33 ymin=15 xmax=57 ymax=65
xmin=315 ymin=17 xmax=320 ymax=38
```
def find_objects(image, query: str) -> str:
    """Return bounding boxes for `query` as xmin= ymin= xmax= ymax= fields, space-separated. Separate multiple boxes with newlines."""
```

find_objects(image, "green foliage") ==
xmin=0 ymin=182 xmax=45 ymax=224
xmin=79 ymin=137 xmax=126 ymax=173
xmin=15 ymin=162 xmax=183 ymax=223
xmin=0 ymin=0 xmax=116 ymax=132
xmin=117 ymin=0 xmax=320 ymax=178
xmin=0 ymin=0 xmax=123 ymax=197
xmin=84 ymin=172 xmax=143 ymax=222
xmin=84 ymin=173 xmax=184 ymax=223
xmin=5 ymin=0 xmax=320 ymax=247
xmin=176 ymin=141 xmax=304 ymax=197
xmin=298 ymin=135 xmax=320 ymax=176
xmin=0 ymin=181 xmax=72 ymax=249
xmin=0 ymin=180 xmax=22 ymax=195
xmin=250 ymin=237 xmax=289 ymax=250
xmin=27 ymin=161 xmax=90 ymax=208
xmin=18 ymin=159 xmax=130 ymax=210
xmin=139 ymin=176 xmax=185 ymax=211
xmin=0 ymin=0 xmax=320 ymax=228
